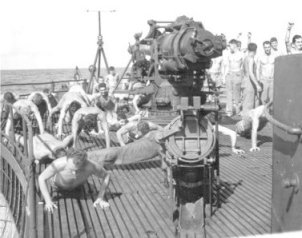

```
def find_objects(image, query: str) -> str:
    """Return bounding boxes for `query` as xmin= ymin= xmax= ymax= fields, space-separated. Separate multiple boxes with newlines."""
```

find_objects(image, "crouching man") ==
xmin=38 ymin=149 xmax=110 ymax=213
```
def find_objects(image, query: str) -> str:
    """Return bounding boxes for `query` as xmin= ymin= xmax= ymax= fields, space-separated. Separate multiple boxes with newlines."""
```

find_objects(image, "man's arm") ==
xmin=92 ymin=164 xmax=110 ymax=209
xmin=247 ymin=32 xmax=252 ymax=44
xmin=222 ymin=55 xmax=229 ymax=84
xmin=116 ymin=121 xmax=136 ymax=146
xmin=40 ymin=92 xmax=52 ymax=114
xmin=248 ymin=58 xmax=261 ymax=92
xmin=38 ymin=158 xmax=66 ymax=212
xmin=256 ymin=56 xmax=261 ymax=83
xmin=127 ymin=114 xmax=142 ymax=122
xmin=56 ymin=103 xmax=69 ymax=137
xmin=156 ymin=119 xmax=182 ymax=142
xmin=47 ymin=104 xmax=61 ymax=129
xmin=30 ymin=102 xmax=45 ymax=134
xmin=71 ymin=110 xmax=82 ymax=148
xmin=250 ymin=116 xmax=260 ymax=152
xmin=249 ymin=106 xmax=265 ymax=151
xmin=28 ymin=92 xmax=52 ymax=115
xmin=4 ymin=112 xmax=12 ymax=136
xmin=98 ymin=113 xmax=110 ymax=148
xmin=285 ymin=23 xmax=293 ymax=54
xmin=217 ymin=125 xmax=245 ymax=154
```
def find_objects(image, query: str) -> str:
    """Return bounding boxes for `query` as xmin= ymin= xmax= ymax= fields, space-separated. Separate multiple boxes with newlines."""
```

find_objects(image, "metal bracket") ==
xmin=283 ymin=173 xmax=300 ymax=193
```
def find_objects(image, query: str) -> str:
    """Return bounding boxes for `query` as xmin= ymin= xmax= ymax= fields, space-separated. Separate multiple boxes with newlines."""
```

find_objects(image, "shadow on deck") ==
xmin=34 ymin=120 xmax=272 ymax=238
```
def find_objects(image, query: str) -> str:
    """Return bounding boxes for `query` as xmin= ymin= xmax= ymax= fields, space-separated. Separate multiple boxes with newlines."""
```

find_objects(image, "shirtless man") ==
xmin=15 ymin=132 xmax=73 ymax=161
xmin=205 ymin=112 xmax=245 ymax=154
xmin=38 ymin=149 xmax=110 ymax=213
xmin=116 ymin=119 xmax=163 ymax=146
xmin=105 ymin=66 xmax=120 ymax=96
xmin=28 ymin=91 xmax=52 ymax=118
xmin=223 ymin=39 xmax=245 ymax=116
xmin=235 ymin=103 xmax=271 ymax=152
xmin=47 ymin=91 xmax=89 ymax=137
xmin=92 ymin=76 xmax=106 ymax=94
xmin=241 ymin=43 xmax=262 ymax=115
xmin=257 ymin=41 xmax=276 ymax=104
xmin=94 ymin=83 xmax=116 ymax=111
xmin=269 ymin=37 xmax=284 ymax=57
xmin=130 ymin=79 xmax=156 ymax=113
xmin=5 ymin=99 xmax=45 ymax=135
xmin=285 ymin=23 xmax=302 ymax=55
xmin=88 ymin=120 xmax=183 ymax=168
xmin=71 ymin=107 xmax=110 ymax=149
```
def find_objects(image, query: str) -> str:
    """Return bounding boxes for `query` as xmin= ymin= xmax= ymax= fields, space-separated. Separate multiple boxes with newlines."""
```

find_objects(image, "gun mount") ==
xmin=128 ymin=15 xmax=226 ymax=111
xmin=126 ymin=16 xmax=226 ymax=235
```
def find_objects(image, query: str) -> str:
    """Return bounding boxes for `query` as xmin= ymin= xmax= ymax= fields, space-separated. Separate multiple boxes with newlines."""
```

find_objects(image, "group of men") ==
xmin=1 ymin=23 xmax=300 ymax=214
xmin=209 ymin=23 xmax=301 ymax=119
xmin=1 ymin=78 xmax=185 ymax=212
xmin=1 ymin=78 xmax=271 ymax=213
xmin=206 ymin=23 xmax=301 ymax=153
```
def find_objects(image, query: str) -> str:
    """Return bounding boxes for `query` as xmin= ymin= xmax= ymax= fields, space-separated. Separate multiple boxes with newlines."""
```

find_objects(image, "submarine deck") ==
xmin=34 ymin=119 xmax=272 ymax=238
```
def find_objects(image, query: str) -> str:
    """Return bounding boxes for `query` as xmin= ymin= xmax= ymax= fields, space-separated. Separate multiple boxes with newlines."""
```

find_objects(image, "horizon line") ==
xmin=0 ymin=66 xmax=126 ymax=71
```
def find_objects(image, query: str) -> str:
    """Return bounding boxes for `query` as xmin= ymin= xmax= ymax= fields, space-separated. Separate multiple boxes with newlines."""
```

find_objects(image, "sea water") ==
xmin=0 ymin=68 xmax=126 ymax=98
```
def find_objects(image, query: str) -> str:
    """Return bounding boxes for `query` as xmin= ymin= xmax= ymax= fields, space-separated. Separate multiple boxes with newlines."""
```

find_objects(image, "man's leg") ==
xmin=267 ymin=80 xmax=274 ymax=103
xmin=132 ymin=95 xmax=142 ymax=113
xmin=225 ymin=73 xmax=233 ymax=116
xmin=233 ymin=72 xmax=242 ymax=115
xmin=261 ymin=80 xmax=269 ymax=104
xmin=241 ymin=87 xmax=255 ymax=116
xmin=88 ymin=147 xmax=120 ymax=166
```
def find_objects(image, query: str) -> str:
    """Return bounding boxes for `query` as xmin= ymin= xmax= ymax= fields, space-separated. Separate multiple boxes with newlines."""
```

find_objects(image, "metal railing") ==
xmin=1 ymin=78 xmax=88 ymax=97
xmin=1 ymin=102 xmax=37 ymax=238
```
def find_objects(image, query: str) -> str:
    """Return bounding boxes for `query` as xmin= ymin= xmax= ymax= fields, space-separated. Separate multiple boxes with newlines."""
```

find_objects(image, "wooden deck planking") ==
xmin=34 ymin=121 xmax=273 ymax=238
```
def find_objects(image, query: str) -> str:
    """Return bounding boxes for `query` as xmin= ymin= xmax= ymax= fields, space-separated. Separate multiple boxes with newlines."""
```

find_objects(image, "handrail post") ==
xmin=27 ymin=124 xmax=37 ymax=238
xmin=51 ymin=80 xmax=55 ymax=92
xmin=82 ymin=79 xmax=88 ymax=92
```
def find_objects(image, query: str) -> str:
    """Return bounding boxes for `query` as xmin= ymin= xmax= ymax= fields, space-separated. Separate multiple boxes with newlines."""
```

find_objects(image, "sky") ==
xmin=1 ymin=0 xmax=302 ymax=70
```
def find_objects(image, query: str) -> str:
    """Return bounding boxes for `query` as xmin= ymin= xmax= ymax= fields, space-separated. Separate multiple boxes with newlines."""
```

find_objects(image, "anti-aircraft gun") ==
xmin=127 ymin=15 xmax=226 ymax=112
xmin=126 ymin=16 xmax=226 ymax=235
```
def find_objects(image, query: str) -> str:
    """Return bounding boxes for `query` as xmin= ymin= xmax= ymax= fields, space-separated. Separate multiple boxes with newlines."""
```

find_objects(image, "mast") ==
xmin=86 ymin=10 xmax=114 ymax=93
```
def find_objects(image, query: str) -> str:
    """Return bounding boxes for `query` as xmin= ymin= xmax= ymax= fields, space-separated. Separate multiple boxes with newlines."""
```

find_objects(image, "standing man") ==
xmin=223 ymin=39 xmax=244 ymax=116
xmin=270 ymin=37 xmax=284 ymax=57
xmin=105 ymin=66 xmax=120 ymax=96
xmin=285 ymin=23 xmax=302 ymax=54
xmin=241 ymin=43 xmax=262 ymax=115
xmin=257 ymin=41 xmax=276 ymax=104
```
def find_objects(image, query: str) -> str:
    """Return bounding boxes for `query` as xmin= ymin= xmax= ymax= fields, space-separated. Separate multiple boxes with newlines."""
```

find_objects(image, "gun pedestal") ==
xmin=163 ymin=96 xmax=221 ymax=236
